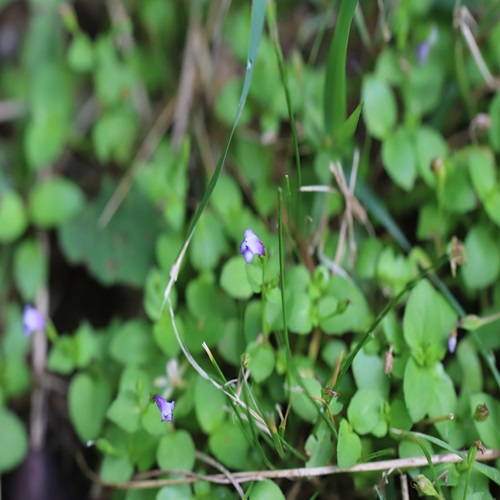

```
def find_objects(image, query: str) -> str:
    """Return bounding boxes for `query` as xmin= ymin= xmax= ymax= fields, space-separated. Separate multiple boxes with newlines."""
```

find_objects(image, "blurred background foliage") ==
xmin=1 ymin=0 xmax=500 ymax=498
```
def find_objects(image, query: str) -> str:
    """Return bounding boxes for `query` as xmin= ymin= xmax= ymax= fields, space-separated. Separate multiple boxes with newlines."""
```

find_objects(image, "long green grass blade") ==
xmin=161 ymin=0 xmax=266 ymax=306
xmin=324 ymin=0 xmax=357 ymax=137
xmin=185 ymin=0 xmax=265 ymax=238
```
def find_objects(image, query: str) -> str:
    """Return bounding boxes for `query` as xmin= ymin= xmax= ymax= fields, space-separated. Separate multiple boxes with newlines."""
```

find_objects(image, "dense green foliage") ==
xmin=1 ymin=0 xmax=500 ymax=498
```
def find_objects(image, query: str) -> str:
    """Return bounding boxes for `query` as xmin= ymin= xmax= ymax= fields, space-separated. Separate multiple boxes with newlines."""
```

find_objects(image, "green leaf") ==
xmin=94 ymin=36 xmax=137 ymax=107
xmin=414 ymin=126 xmax=448 ymax=188
xmin=407 ymin=60 xmax=445 ymax=118
xmin=389 ymin=398 xmax=413 ymax=431
xmin=361 ymin=75 xmax=397 ymax=139
xmin=441 ymin=158 xmax=476 ymax=214
xmin=403 ymin=280 xmax=457 ymax=362
xmin=69 ymin=373 xmax=112 ymax=442
xmin=187 ymin=275 xmax=234 ymax=321
xmin=157 ymin=485 xmax=193 ymax=500
xmin=355 ymin=237 xmax=383 ymax=279
xmin=220 ymin=256 xmax=254 ymax=299
xmin=247 ymin=342 xmax=275 ymax=383
xmin=13 ymin=238 xmax=47 ymax=301
xmin=318 ymin=276 xmax=372 ymax=334
xmin=141 ymin=402 xmax=167 ymax=436
xmin=337 ymin=418 xmax=362 ymax=468
xmin=427 ymin=364 xmax=460 ymax=446
xmin=47 ymin=337 xmax=77 ymax=374
xmin=209 ymin=422 xmax=249 ymax=470
xmin=182 ymin=311 xmax=226 ymax=352
xmin=92 ymin=107 xmax=138 ymax=165
xmin=215 ymin=79 xmax=252 ymax=126
xmin=0 ymin=408 xmax=28 ymax=473
xmin=107 ymin=391 xmax=141 ymax=433
xmin=100 ymin=454 xmax=134 ymax=483
xmin=403 ymin=357 xmax=433 ymax=422
xmin=0 ymin=190 xmax=28 ymax=242
xmin=417 ymin=203 xmax=450 ymax=240
xmin=484 ymin=190 xmax=500 ymax=227
xmin=24 ymin=65 xmax=73 ymax=171
xmin=59 ymin=179 xmax=160 ymax=286
xmin=2 ymin=358 xmax=31 ymax=397
xmin=347 ymin=388 xmax=385 ymax=435
xmin=461 ymin=225 xmax=500 ymax=290
xmin=217 ymin=318 xmax=242 ymax=366
xmin=157 ymin=430 xmax=195 ymax=472
xmin=153 ymin=309 xmax=182 ymax=357
xmin=305 ymin=422 xmax=335 ymax=468
xmin=194 ymin=378 xmax=226 ymax=434
xmin=251 ymin=480 xmax=286 ymax=500
xmin=29 ymin=178 xmax=85 ymax=228
xmin=289 ymin=376 xmax=321 ymax=423
xmin=110 ymin=320 xmax=156 ymax=366
xmin=211 ymin=175 xmax=243 ymax=217
xmin=381 ymin=127 xmax=417 ymax=190
xmin=189 ymin=211 xmax=227 ymax=271
xmin=144 ymin=268 xmax=173 ymax=321
xmin=352 ymin=348 xmax=390 ymax=399
xmin=286 ymin=291 xmax=312 ymax=334
xmin=67 ymin=33 xmax=94 ymax=72
xmin=467 ymin=147 xmax=496 ymax=200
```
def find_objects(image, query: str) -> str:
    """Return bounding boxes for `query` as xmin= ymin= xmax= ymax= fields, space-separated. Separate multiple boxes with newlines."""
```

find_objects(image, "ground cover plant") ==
xmin=1 ymin=0 xmax=500 ymax=498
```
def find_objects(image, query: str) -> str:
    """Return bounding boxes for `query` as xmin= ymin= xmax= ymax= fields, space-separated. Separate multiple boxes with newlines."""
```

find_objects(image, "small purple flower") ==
xmin=416 ymin=26 xmax=438 ymax=66
xmin=23 ymin=305 xmax=46 ymax=337
xmin=240 ymin=229 xmax=265 ymax=264
xmin=448 ymin=329 xmax=457 ymax=354
xmin=152 ymin=394 xmax=175 ymax=422
xmin=416 ymin=41 xmax=431 ymax=65
xmin=448 ymin=335 xmax=457 ymax=354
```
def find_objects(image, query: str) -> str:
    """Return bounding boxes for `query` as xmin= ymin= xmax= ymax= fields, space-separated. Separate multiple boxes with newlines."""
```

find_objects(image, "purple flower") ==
xmin=23 ymin=305 xmax=46 ymax=337
xmin=416 ymin=42 xmax=431 ymax=65
xmin=416 ymin=26 xmax=438 ymax=66
xmin=240 ymin=229 xmax=264 ymax=264
xmin=152 ymin=394 xmax=175 ymax=422
xmin=448 ymin=329 xmax=458 ymax=354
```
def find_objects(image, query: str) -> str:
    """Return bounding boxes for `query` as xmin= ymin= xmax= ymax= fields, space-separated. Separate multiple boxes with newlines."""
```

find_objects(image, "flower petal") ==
xmin=22 ymin=305 xmax=46 ymax=337
xmin=152 ymin=394 xmax=175 ymax=422
xmin=240 ymin=229 xmax=264 ymax=264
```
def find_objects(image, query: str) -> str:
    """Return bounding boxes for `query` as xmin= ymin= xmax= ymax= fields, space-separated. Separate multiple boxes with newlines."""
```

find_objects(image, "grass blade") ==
xmin=324 ymin=0 xmax=357 ymax=137
xmin=162 ymin=0 xmax=266 ymax=305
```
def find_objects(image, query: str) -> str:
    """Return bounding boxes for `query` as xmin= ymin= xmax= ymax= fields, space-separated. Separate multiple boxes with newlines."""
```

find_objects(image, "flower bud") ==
xmin=474 ymin=403 xmax=489 ymax=422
